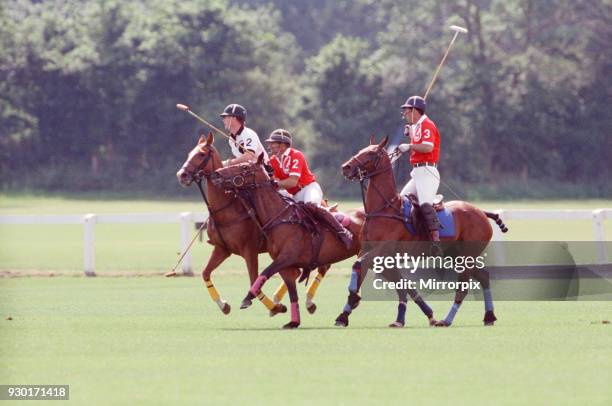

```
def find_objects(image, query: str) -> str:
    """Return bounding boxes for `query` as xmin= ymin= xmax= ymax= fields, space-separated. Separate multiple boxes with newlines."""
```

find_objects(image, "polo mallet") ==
xmin=164 ymin=220 xmax=208 ymax=277
xmin=423 ymin=25 xmax=468 ymax=100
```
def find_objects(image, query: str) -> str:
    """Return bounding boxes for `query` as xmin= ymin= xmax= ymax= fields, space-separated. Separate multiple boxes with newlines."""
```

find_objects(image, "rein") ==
xmin=350 ymin=149 xmax=404 ymax=223
xmin=215 ymin=167 xmax=326 ymax=277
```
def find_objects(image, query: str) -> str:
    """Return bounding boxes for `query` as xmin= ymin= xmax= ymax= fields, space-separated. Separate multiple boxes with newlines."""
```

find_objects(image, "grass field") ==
xmin=1 ymin=195 xmax=611 ymax=404
xmin=1 ymin=276 xmax=611 ymax=405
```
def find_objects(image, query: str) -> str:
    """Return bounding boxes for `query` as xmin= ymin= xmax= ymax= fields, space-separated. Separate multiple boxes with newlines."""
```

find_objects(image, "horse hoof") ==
xmin=483 ymin=311 xmax=497 ymax=326
xmin=269 ymin=304 xmax=287 ymax=317
xmin=428 ymin=318 xmax=438 ymax=327
xmin=221 ymin=302 xmax=231 ymax=315
xmin=334 ymin=312 xmax=349 ymax=327
xmin=434 ymin=320 xmax=451 ymax=327
xmin=306 ymin=302 xmax=317 ymax=314
xmin=388 ymin=321 xmax=404 ymax=328
xmin=282 ymin=321 xmax=300 ymax=329
xmin=240 ymin=299 xmax=252 ymax=309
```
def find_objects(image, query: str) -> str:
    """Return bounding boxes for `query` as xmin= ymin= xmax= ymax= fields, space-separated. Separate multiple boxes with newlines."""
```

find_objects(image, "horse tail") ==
xmin=484 ymin=211 xmax=508 ymax=233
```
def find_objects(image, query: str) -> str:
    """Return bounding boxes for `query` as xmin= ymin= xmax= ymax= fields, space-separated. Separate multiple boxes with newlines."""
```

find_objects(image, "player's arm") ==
xmin=226 ymin=151 xmax=256 ymax=166
xmin=399 ymin=123 xmax=435 ymax=153
xmin=277 ymin=175 xmax=299 ymax=189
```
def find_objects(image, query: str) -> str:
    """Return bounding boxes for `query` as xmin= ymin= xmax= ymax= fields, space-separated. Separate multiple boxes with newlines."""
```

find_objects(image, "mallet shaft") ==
xmin=423 ymin=31 xmax=460 ymax=100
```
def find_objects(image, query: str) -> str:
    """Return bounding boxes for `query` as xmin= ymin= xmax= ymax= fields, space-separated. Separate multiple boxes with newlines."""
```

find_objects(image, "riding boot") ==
xmin=420 ymin=203 xmax=442 ymax=256
xmin=317 ymin=206 xmax=353 ymax=249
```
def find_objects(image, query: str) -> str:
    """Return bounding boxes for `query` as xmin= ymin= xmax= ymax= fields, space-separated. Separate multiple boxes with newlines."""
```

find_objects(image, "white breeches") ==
xmin=400 ymin=166 xmax=440 ymax=205
xmin=293 ymin=182 xmax=323 ymax=205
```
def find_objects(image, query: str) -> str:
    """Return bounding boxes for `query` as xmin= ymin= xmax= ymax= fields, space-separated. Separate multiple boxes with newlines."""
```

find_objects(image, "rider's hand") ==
xmin=398 ymin=143 xmax=411 ymax=153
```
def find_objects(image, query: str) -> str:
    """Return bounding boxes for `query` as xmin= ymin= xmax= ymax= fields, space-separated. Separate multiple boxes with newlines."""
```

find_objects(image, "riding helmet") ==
xmin=264 ymin=129 xmax=292 ymax=146
xmin=400 ymin=96 xmax=426 ymax=114
xmin=220 ymin=104 xmax=247 ymax=121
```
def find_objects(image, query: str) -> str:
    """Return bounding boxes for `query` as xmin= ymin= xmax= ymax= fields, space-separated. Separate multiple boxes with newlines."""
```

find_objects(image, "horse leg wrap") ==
xmin=306 ymin=273 xmax=324 ymax=304
xmin=205 ymin=280 xmax=221 ymax=302
xmin=396 ymin=301 xmax=407 ymax=325
xmin=348 ymin=291 xmax=361 ymax=310
xmin=205 ymin=280 xmax=227 ymax=310
xmin=483 ymin=288 xmax=494 ymax=312
xmin=290 ymin=302 xmax=300 ymax=324
xmin=444 ymin=302 xmax=462 ymax=325
xmin=256 ymin=292 xmax=275 ymax=310
xmin=249 ymin=275 xmax=268 ymax=297
xmin=273 ymin=282 xmax=288 ymax=304
xmin=408 ymin=290 xmax=433 ymax=318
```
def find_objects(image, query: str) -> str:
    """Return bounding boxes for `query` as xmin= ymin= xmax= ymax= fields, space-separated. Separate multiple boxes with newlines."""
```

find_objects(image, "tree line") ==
xmin=1 ymin=0 xmax=610 ymax=199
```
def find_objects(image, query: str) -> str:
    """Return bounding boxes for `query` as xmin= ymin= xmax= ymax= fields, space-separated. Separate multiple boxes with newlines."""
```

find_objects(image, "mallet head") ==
xmin=450 ymin=25 xmax=468 ymax=34
xmin=176 ymin=103 xmax=190 ymax=112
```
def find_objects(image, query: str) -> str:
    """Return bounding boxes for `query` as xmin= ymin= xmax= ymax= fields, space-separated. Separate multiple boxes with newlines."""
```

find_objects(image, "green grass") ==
xmin=1 ymin=276 xmax=611 ymax=405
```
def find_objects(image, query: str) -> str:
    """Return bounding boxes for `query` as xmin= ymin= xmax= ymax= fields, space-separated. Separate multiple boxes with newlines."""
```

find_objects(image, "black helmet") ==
xmin=400 ymin=96 xmax=426 ymax=113
xmin=265 ymin=129 xmax=292 ymax=146
xmin=220 ymin=103 xmax=247 ymax=121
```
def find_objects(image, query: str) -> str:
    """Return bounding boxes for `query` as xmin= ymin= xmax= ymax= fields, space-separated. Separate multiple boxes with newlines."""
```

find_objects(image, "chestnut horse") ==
xmin=336 ymin=136 xmax=508 ymax=327
xmin=176 ymin=132 xmax=330 ymax=316
xmin=211 ymin=155 xmax=366 ymax=328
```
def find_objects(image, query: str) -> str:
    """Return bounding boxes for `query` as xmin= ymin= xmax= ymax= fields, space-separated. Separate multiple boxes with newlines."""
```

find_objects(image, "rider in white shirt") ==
xmin=219 ymin=103 xmax=268 ymax=166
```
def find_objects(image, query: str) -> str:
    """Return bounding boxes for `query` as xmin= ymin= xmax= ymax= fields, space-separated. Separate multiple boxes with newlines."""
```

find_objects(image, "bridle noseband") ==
xmin=181 ymin=147 xmax=214 ymax=183
xmin=347 ymin=147 xmax=390 ymax=181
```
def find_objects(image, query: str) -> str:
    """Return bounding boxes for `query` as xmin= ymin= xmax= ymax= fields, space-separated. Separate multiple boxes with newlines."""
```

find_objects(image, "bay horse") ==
xmin=176 ymin=132 xmax=329 ymax=316
xmin=336 ymin=136 xmax=508 ymax=327
xmin=211 ymin=154 xmax=366 ymax=328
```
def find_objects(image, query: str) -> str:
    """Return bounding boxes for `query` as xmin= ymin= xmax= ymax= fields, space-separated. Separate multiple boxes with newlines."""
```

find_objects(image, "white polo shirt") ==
xmin=229 ymin=126 xmax=269 ymax=161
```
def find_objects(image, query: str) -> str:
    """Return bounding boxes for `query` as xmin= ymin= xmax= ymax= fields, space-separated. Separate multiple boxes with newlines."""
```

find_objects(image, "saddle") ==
xmin=408 ymin=193 xmax=445 ymax=211
xmin=402 ymin=194 xmax=456 ymax=238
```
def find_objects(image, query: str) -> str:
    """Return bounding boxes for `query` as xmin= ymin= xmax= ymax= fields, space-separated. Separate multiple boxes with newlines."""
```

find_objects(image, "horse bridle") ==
xmin=347 ymin=147 xmax=404 ymax=222
xmin=212 ymin=164 xmax=273 ymax=191
xmin=181 ymin=147 xmax=215 ymax=183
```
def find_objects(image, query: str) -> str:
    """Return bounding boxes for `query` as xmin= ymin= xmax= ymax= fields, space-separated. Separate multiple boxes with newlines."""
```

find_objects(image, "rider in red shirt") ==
xmin=397 ymin=96 xmax=441 ymax=242
xmin=265 ymin=129 xmax=352 ymax=247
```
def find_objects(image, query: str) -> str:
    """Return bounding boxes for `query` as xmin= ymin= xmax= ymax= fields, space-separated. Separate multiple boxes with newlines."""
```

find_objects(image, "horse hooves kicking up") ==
xmin=269 ymin=304 xmax=287 ymax=317
xmin=483 ymin=311 xmax=497 ymax=326
xmin=221 ymin=302 xmax=231 ymax=315
xmin=434 ymin=320 xmax=451 ymax=327
xmin=306 ymin=303 xmax=317 ymax=314
xmin=282 ymin=321 xmax=300 ymax=329
xmin=388 ymin=321 xmax=404 ymax=328
xmin=334 ymin=312 xmax=350 ymax=327
xmin=240 ymin=298 xmax=253 ymax=309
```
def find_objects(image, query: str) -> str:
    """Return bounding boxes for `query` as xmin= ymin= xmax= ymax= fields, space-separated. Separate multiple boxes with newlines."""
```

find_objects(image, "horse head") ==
xmin=341 ymin=135 xmax=390 ymax=180
xmin=211 ymin=153 xmax=270 ymax=191
xmin=176 ymin=132 xmax=221 ymax=186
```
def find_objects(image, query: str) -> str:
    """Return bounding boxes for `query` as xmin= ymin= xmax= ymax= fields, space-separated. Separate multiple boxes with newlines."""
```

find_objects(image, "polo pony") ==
xmin=177 ymin=132 xmax=330 ymax=317
xmin=211 ymin=154 xmax=366 ymax=328
xmin=336 ymin=136 xmax=508 ymax=327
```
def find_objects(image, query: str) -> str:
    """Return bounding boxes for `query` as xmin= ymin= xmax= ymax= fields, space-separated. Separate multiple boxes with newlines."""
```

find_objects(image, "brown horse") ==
xmin=176 ymin=132 xmax=329 ymax=316
xmin=336 ymin=136 xmax=508 ymax=327
xmin=211 ymin=154 xmax=366 ymax=328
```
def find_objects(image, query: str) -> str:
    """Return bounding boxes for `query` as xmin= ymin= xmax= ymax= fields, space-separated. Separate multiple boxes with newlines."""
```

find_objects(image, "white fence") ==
xmin=0 ymin=209 xmax=610 ymax=275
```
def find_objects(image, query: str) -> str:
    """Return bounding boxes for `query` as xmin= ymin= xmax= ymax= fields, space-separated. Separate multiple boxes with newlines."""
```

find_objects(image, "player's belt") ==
xmin=413 ymin=162 xmax=437 ymax=168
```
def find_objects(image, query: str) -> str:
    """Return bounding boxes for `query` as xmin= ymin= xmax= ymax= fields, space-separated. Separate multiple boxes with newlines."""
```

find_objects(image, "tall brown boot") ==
xmin=314 ymin=205 xmax=353 ymax=249
xmin=420 ymin=203 xmax=442 ymax=255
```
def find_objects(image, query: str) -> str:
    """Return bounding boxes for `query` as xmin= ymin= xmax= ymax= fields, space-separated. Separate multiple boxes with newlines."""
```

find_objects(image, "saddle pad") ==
xmin=401 ymin=196 xmax=456 ymax=238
